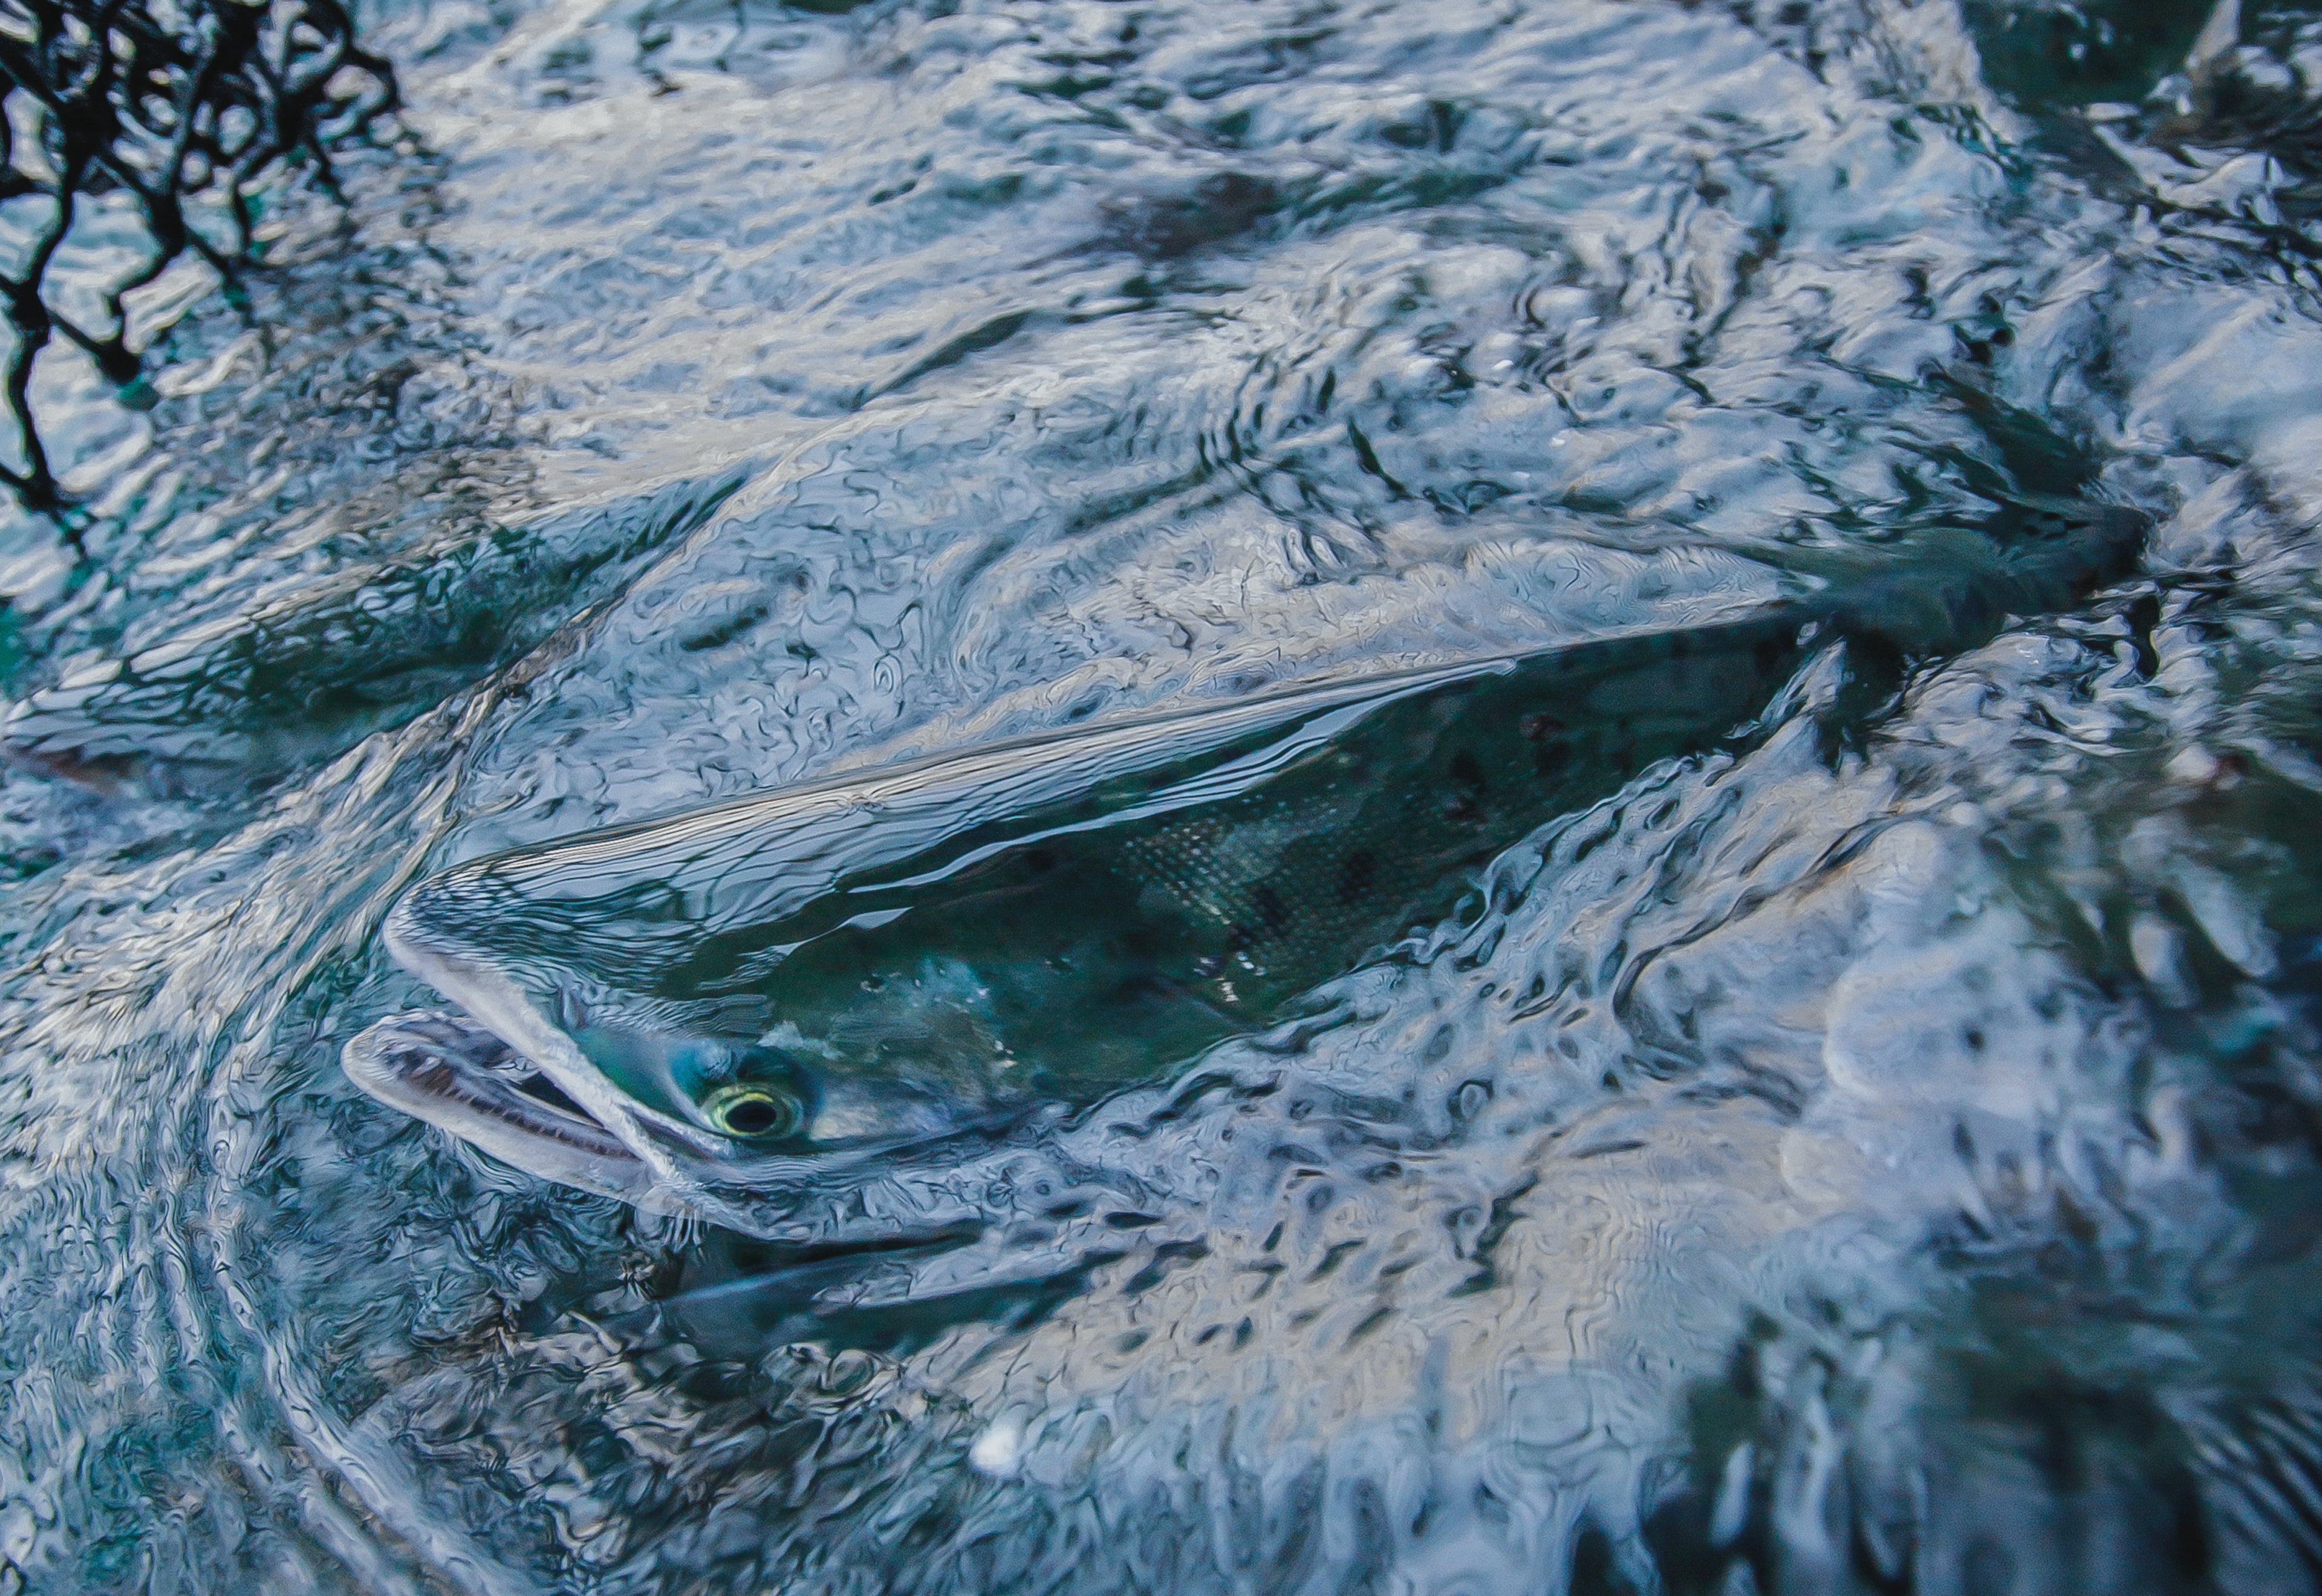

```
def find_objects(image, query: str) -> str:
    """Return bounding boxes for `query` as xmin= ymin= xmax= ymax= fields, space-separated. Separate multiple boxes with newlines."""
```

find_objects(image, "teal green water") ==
xmin=5 ymin=0 xmax=2322 ymax=1590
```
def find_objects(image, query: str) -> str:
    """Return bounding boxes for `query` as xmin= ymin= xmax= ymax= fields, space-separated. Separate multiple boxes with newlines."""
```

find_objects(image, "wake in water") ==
xmin=2 ymin=0 xmax=2322 ymax=1590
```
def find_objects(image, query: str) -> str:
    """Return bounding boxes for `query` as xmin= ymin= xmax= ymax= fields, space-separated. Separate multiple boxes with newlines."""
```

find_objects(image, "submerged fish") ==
xmin=346 ymin=509 xmax=2142 ymax=1230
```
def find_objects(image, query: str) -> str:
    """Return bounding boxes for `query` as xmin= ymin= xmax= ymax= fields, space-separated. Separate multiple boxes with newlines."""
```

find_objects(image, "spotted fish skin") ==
xmin=357 ymin=496 xmax=2145 ymax=1176
xmin=366 ymin=615 xmax=1815 ymax=1152
xmin=736 ymin=615 xmax=1811 ymax=1108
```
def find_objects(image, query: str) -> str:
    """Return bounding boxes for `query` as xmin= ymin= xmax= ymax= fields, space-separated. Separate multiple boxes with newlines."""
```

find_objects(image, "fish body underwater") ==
xmin=348 ymin=500 xmax=2141 ymax=1233
xmin=352 ymin=616 xmax=1803 ymax=1218
xmin=20 ymin=0 xmax=2322 ymax=1585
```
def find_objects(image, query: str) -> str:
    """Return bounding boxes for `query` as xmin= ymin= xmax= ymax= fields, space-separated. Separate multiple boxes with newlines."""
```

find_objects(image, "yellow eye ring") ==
xmin=702 ymin=1083 xmax=804 ymax=1141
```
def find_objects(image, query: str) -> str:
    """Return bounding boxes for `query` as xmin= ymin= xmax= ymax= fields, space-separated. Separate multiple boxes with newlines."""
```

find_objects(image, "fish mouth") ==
xmin=360 ymin=897 xmax=832 ymax=1230
xmin=342 ymin=1009 xmax=691 ymax=1214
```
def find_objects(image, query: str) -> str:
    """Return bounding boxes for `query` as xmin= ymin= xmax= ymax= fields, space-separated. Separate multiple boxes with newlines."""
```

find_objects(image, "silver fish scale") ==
xmin=1121 ymin=782 xmax=1475 ymax=992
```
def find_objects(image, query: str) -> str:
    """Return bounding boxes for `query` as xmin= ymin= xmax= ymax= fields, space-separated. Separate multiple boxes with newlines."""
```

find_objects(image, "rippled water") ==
xmin=6 ymin=0 xmax=2322 ymax=1588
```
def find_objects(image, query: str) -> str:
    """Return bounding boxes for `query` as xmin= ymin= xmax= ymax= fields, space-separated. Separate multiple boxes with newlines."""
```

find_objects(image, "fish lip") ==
xmin=381 ymin=894 xmax=737 ymax=1160
xmin=342 ymin=1009 xmax=690 ymax=1213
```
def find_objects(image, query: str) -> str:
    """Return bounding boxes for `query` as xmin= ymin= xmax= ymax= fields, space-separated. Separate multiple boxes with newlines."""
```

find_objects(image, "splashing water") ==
xmin=5 ymin=0 xmax=2322 ymax=1590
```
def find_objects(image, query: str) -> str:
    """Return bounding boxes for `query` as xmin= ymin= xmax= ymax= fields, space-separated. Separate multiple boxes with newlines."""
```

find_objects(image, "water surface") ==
xmin=5 ymin=0 xmax=2322 ymax=1589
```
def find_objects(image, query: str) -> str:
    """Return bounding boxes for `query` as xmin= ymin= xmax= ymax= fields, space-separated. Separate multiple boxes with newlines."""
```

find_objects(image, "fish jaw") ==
xmin=342 ymin=1010 xmax=689 ymax=1214
xmin=365 ymin=895 xmax=783 ymax=1222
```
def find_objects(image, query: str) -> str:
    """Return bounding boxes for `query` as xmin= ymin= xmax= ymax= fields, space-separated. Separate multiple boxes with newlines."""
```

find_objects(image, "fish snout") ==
xmin=343 ymin=1009 xmax=682 ymax=1212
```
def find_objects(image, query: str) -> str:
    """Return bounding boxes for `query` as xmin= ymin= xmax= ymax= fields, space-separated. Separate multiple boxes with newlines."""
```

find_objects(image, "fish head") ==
xmin=342 ymin=999 xmax=1059 ymax=1241
xmin=343 ymin=889 xmax=1073 ymax=1236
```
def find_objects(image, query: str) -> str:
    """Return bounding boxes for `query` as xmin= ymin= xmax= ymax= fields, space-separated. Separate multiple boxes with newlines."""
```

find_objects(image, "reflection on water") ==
xmin=5 ymin=0 xmax=2322 ymax=1589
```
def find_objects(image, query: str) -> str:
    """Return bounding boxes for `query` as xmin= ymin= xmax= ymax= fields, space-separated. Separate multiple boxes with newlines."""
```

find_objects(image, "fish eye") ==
xmin=701 ymin=1081 xmax=805 ymax=1141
